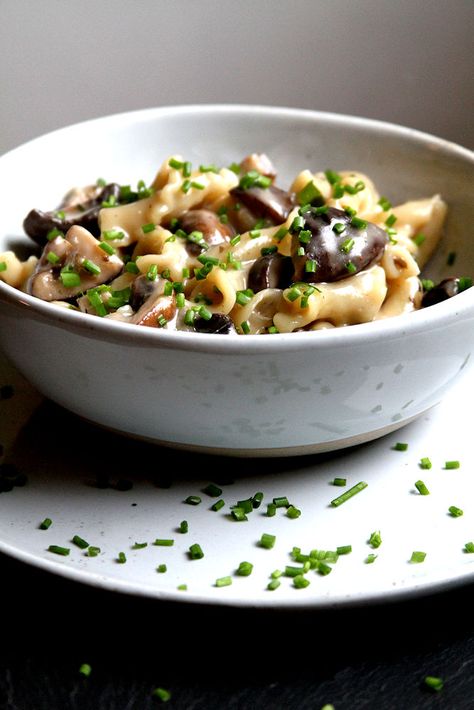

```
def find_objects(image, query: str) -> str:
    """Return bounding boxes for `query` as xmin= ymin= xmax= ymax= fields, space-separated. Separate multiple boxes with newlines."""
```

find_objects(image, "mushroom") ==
xmin=28 ymin=225 xmax=123 ymax=301
xmin=239 ymin=153 xmax=277 ymax=180
xmin=291 ymin=206 xmax=388 ymax=283
xmin=193 ymin=313 xmax=236 ymax=334
xmin=23 ymin=183 xmax=121 ymax=246
xmin=177 ymin=209 xmax=234 ymax=256
xmin=130 ymin=276 xmax=177 ymax=328
xmin=230 ymin=184 xmax=295 ymax=225
xmin=421 ymin=277 xmax=471 ymax=308
xmin=248 ymin=253 xmax=293 ymax=293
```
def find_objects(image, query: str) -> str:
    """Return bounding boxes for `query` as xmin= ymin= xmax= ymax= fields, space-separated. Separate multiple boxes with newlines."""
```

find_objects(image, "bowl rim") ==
xmin=1 ymin=103 xmax=474 ymax=355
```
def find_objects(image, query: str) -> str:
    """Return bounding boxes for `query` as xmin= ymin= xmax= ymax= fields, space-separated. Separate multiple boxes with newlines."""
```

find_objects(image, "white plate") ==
xmin=1 ymin=349 xmax=473 ymax=608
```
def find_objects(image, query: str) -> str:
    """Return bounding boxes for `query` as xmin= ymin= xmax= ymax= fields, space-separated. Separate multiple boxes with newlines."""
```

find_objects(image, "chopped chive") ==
xmin=98 ymin=241 xmax=116 ymax=255
xmin=199 ymin=163 xmax=218 ymax=173
xmin=132 ymin=542 xmax=148 ymax=550
xmin=211 ymin=499 xmax=225 ymax=512
xmin=236 ymin=498 xmax=253 ymax=514
xmin=305 ymin=259 xmax=317 ymax=273
xmin=349 ymin=215 xmax=366 ymax=231
xmin=229 ymin=234 xmax=241 ymax=246
xmin=259 ymin=533 xmax=276 ymax=549
xmin=297 ymin=180 xmax=322 ymax=206
xmin=125 ymin=261 xmax=140 ymax=274
xmin=448 ymin=505 xmax=463 ymax=517
xmin=445 ymin=460 xmax=460 ymax=469
xmin=424 ymin=676 xmax=443 ymax=692
xmin=336 ymin=545 xmax=352 ymax=555
xmin=117 ymin=551 xmax=127 ymax=564
xmin=236 ymin=289 xmax=253 ymax=306
xmin=412 ymin=233 xmax=426 ymax=247
xmin=261 ymin=246 xmax=278 ymax=256
xmin=60 ymin=271 xmax=81 ymax=288
xmin=152 ymin=687 xmax=172 ymax=702
xmin=87 ymin=546 xmax=100 ymax=557
xmin=182 ymin=161 xmax=192 ymax=177
xmin=385 ymin=213 xmax=397 ymax=228
xmin=316 ymin=561 xmax=332 ymax=576
xmin=231 ymin=507 xmax=248 ymax=522
xmin=332 ymin=478 xmax=347 ymax=487
xmin=157 ymin=564 xmax=167 ymax=573
xmin=184 ymin=309 xmax=195 ymax=326
xmin=184 ymin=495 xmax=201 ymax=505
xmin=39 ymin=518 xmax=52 ymax=530
xmin=293 ymin=574 xmax=310 ymax=589
xmin=181 ymin=179 xmax=192 ymax=193
xmin=344 ymin=180 xmax=365 ymax=195
xmin=415 ymin=480 xmax=430 ymax=495
xmin=147 ymin=264 xmax=158 ymax=281
xmin=365 ymin=553 xmax=377 ymax=564
xmin=189 ymin=543 xmax=204 ymax=560
xmin=179 ymin=520 xmax=188 ymax=534
xmin=215 ymin=576 xmax=232 ymax=587
xmin=378 ymin=196 xmax=392 ymax=211
xmin=157 ymin=315 xmax=167 ymax=328
xmin=271 ymin=569 xmax=283 ymax=579
xmin=267 ymin=579 xmax=281 ymax=591
xmin=72 ymin=535 xmax=89 ymax=550
xmin=169 ymin=158 xmax=184 ymax=169
xmin=203 ymin=483 xmax=223 ymax=497
xmin=458 ymin=276 xmax=473 ymax=292
xmin=266 ymin=503 xmax=276 ymax=517
xmin=48 ymin=545 xmax=70 ymax=556
xmin=252 ymin=492 xmax=263 ymax=509
xmin=290 ymin=215 xmax=305 ymax=233
xmin=268 ymin=325 xmax=279 ymax=334
xmin=410 ymin=550 xmax=426 ymax=563
xmin=332 ymin=222 xmax=346 ymax=235
xmin=393 ymin=442 xmax=408 ymax=451
xmin=464 ymin=542 xmax=474 ymax=553
xmin=176 ymin=293 xmax=185 ymax=309
xmin=340 ymin=238 xmax=355 ymax=254
xmin=332 ymin=183 xmax=344 ymax=198
xmin=249 ymin=229 xmax=261 ymax=239
xmin=419 ymin=457 xmax=432 ymax=469
xmin=190 ymin=180 xmax=205 ymax=190
xmin=368 ymin=531 xmax=382 ymax=548
xmin=177 ymin=584 xmax=187 ymax=591
xmin=287 ymin=505 xmax=301 ymax=519
xmin=164 ymin=281 xmax=173 ymax=297
xmin=46 ymin=227 xmax=64 ymax=241
xmin=79 ymin=663 xmax=92 ymax=677
xmin=102 ymin=229 xmax=125 ymax=241
xmin=198 ymin=306 xmax=212 ymax=320
xmin=197 ymin=254 xmax=219 ymax=266
xmin=325 ymin=169 xmax=341 ymax=185
xmin=241 ymin=321 xmax=251 ymax=334
xmin=236 ymin=561 xmax=253 ymax=576
xmin=46 ymin=251 xmax=60 ymax=265
xmin=285 ymin=565 xmax=306 ymax=577
xmin=82 ymin=259 xmax=101 ymax=275
xmin=286 ymin=286 xmax=302 ymax=302
xmin=274 ymin=226 xmax=288 ymax=241
xmin=0 ymin=261 xmax=7 ymax=272
xmin=141 ymin=222 xmax=156 ymax=233
xmin=273 ymin=496 xmax=290 ymax=508
xmin=153 ymin=539 xmax=175 ymax=546
xmin=298 ymin=230 xmax=312 ymax=244
xmin=331 ymin=481 xmax=368 ymax=507
xmin=346 ymin=261 xmax=357 ymax=274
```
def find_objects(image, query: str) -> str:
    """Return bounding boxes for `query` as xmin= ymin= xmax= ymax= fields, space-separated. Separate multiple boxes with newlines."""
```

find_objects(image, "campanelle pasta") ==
xmin=1 ymin=153 xmax=456 ymax=335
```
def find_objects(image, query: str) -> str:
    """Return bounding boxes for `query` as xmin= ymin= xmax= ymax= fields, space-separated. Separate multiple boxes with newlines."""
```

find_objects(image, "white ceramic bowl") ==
xmin=1 ymin=105 xmax=474 ymax=456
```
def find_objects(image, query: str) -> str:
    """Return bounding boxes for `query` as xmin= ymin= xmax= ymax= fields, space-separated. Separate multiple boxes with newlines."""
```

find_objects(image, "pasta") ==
xmin=1 ymin=153 xmax=466 ymax=335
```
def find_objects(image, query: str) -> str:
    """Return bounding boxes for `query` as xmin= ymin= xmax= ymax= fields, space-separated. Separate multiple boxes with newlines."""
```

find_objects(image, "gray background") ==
xmin=1 ymin=0 xmax=473 ymax=154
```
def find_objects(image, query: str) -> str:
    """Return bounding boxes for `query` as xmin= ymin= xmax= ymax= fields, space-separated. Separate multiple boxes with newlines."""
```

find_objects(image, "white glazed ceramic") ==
xmin=0 ymin=105 xmax=474 ymax=456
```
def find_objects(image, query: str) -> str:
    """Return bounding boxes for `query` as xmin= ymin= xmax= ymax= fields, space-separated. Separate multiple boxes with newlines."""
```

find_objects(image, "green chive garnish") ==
xmin=368 ymin=531 xmax=382 ymax=548
xmin=410 ymin=550 xmax=426 ymax=563
xmin=179 ymin=520 xmax=188 ymax=534
xmin=157 ymin=564 xmax=167 ymax=573
xmin=141 ymin=222 xmax=156 ymax=233
xmin=332 ymin=478 xmax=346 ymax=487
xmin=98 ymin=241 xmax=116 ymax=255
xmin=189 ymin=543 xmax=204 ymax=560
xmin=39 ymin=518 xmax=52 ymax=530
xmin=464 ymin=542 xmax=474 ymax=553
xmin=445 ymin=460 xmax=460 ymax=469
xmin=267 ymin=503 xmax=276 ymax=517
xmin=286 ymin=505 xmax=301 ymax=519
xmin=60 ymin=271 xmax=81 ymax=288
xmin=336 ymin=545 xmax=352 ymax=555
xmin=215 ymin=576 xmax=232 ymax=587
xmin=117 ymin=551 xmax=127 ymax=564
xmin=72 ymin=535 xmax=89 ymax=550
xmin=102 ymin=229 xmax=125 ymax=241
xmin=448 ymin=505 xmax=463 ymax=517
xmin=82 ymin=259 xmax=101 ymax=275
xmin=378 ymin=196 xmax=392 ymax=211
xmin=153 ymin=539 xmax=175 ymax=546
xmin=46 ymin=227 xmax=64 ymax=241
xmin=419 ymin=457 xmax=432 ymax=469
xmin=132 ymin=542 xmax=148 ymax=549
xmin=236 ymin=561 xmax=253 ymax=576
xmin=331 ymin=481 xmax=368 ymax=507
xmin=424 ymin=676 xmax=443 ymax=692
xmin=415 ymin=480 xmax=430 ymax=495
xmin=87 ymin=546 xmax=100 ymax=557
xmin=393 ymin=442 xmax=408 ymax=451
xmin=185 ymin=495 xmax=201 ymax=505
xmin=152 ymin=687 xmax=172 ymax=702
xmin=259 ymin=533 xmax=276 ymax=549
xmin=267 ymin=579 xmax=281 ymax=591
xmin=365 ymin=553 xmax=377 ymax=564
xmin=203 ymin=483 xmax=223 ymax=497
xmin=211 ymin=499 xmax=225 ymax=512
xmin=79 ymin=663 xmax=92 ymax=677
xmin=48 ymin=545 xmax=70 ymax=556
xmin=293 ymin=574 xmax=310 ymax=589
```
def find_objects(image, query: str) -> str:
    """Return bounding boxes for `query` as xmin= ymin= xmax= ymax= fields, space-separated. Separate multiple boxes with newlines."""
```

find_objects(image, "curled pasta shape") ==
xmin=0 ymin=252 xmax=37 ymax=289
xmin=377 ymin=276 xmax=421 ymax=319
xmin=290 ymin=171 xmax=380 ymax=218
xmin=391 ymin=195 xmax=447 ymax=268
xmin=188 ymin=265 xmax=237 ymax=314
xmin=273 ymin=288 xmax=321 ymax=333
xmin=231 ymin=288 xmax=283 ymax=334
xmin=316 ymin=265 xmax=387 ymax=326
xmin=381 ymin=243 xmax=420 ymax=281
xmin=136 ymin=239 xmax=189 ymax=282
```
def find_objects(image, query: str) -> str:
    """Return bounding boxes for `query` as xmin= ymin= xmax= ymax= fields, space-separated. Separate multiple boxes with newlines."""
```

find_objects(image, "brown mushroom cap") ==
xmin=29 ymin=225 xmax=123 ymax=301
xmin=178 ymin=209 xmax=234 ymax=256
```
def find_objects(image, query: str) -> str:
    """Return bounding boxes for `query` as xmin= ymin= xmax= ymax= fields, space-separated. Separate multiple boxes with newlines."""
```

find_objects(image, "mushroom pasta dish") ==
xmin=0 ymin=153 xmax=469 ymax=334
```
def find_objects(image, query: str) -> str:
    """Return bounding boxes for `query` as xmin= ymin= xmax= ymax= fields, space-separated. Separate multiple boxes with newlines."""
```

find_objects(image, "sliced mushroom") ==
xmin=230 ymin=185 xmax=295 ymax=225
xmin=129 ymin=273 xmax=163 ymax=311
xmin=193 ymin=313 xmax=235 ymax=334
xmin=23 ymin=183 xmax=121 ymax=246
xmin=291 ymin=206 xmax=388 ymax=283
xmin=131 ymin=278 xmax=176 ymax=328
xmin=28 ymin=225 xmax=123 ymax=301
xmin=421 ymin=277 xmax=471 ymax=308
xmin=178 ymin=209 xmax=234 ymax=256
xmin=248 ymin=253 xmax=293 ymax=293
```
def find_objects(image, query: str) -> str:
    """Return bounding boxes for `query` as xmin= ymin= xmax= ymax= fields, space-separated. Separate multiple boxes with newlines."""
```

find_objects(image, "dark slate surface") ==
xmin=1 ymin=551 xmax=473 ymax=710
